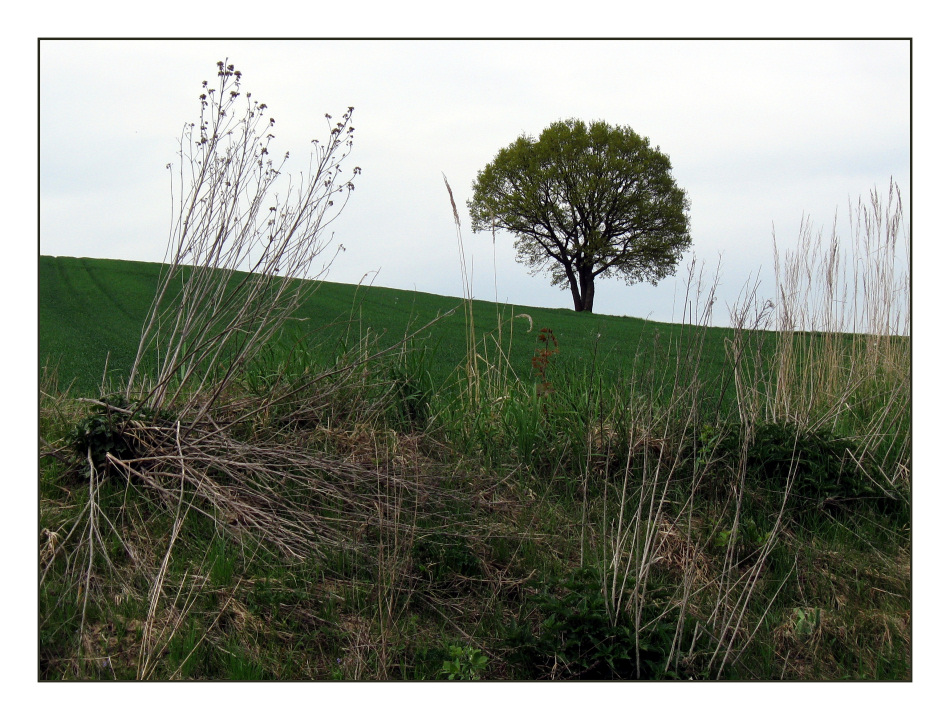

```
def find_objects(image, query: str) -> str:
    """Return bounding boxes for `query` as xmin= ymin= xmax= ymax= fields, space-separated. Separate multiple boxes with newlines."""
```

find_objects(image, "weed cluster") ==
xmin=507 ymin=566 xmax=679 ymax=680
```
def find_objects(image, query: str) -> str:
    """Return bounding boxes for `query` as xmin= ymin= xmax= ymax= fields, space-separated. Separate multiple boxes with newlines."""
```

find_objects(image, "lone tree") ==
xmin=468 ymin=119 xmax=691 ymax=312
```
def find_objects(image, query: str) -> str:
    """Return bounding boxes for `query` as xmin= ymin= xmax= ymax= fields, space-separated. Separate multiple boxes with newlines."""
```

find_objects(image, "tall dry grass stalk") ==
xmin=771 ymin=182 xmax=907 ymax=402
xmin=126 ymin=61 xmax=359 ymax=423
xmin=761 ymin=180 xmax=909 ymax=487
xmin=443 ymin=174 xmax=480 ymax=401
xmin=442 ymin=176 xmax=533 ymax=417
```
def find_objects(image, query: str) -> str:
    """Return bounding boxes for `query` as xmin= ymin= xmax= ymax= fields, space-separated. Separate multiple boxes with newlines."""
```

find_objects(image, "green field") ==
xmin=40 ymin=255 xmax=741 ymax=407
xmin=38 ymin=254 xmax=909 ymax=682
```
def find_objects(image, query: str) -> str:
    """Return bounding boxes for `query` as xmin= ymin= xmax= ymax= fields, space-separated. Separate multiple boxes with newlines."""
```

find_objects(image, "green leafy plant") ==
xmin=793 ymin=607 xmax=821 ymax=639
xmin=441 ymin=644 xmax=489 ymax=680
xmin=507 ymin=566 xmax=676 ymax=680
xmin=69 ymin=400 xmax=138 ymax=476
xmin=695 ymin=422 xmax=723 ymax=471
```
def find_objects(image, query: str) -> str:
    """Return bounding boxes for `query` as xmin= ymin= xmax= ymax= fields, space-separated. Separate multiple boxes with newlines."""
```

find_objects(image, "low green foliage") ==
xmin=410 ymin=533 xmax=481 ymax=583
xmin=506 ymin=567 xmax=678 ymax=680
xmin=695 ymin=421 xmax=890 ymax=514
xmin=713 ymin=516 xmax=770 ymax=551
xmin=441 ymin=644 xmax=489 ymax=680
xmin=69 ymin=401 xmax=137 ymax=477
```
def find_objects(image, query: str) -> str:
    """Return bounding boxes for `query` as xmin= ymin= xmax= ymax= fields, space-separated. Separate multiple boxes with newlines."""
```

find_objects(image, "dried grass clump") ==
xmin=98 ymin=400 xmax=474 ymax=562
xmin=650 ymin=516 xmax=716 ymax=590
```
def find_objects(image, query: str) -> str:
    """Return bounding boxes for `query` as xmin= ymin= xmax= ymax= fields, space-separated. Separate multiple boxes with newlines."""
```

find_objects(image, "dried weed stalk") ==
xmin=127 ymin=60 xmax=360 ymax=423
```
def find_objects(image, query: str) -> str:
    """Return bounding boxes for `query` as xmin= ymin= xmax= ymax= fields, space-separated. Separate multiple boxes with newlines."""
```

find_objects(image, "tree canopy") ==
xmin=467 ymin=119 xmax=691 ymax=312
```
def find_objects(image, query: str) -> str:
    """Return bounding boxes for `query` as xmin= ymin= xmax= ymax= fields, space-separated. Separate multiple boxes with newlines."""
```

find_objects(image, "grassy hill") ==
xmin=40 ymin=255 xmax=740 ymax=405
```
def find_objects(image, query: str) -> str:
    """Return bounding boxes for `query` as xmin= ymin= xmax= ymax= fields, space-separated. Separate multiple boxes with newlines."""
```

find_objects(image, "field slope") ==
xmin=40 ymin=255 xmax=738 ymax=401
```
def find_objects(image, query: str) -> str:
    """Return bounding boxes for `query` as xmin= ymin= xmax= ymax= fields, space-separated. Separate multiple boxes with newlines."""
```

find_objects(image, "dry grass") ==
xmin=126 ymin=62 xmax=359 ymax=424
xmin=765 ymin=180 xmax=909 ymax=463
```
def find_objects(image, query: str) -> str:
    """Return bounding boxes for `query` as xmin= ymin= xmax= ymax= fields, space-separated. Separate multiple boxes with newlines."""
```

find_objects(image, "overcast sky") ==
xmin=39 ymin=38 xmax=909 ymax=328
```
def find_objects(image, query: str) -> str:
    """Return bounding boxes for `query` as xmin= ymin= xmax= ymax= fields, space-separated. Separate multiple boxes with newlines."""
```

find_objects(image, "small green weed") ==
xmin=507 ymin=566 xmax=677 ymax=680
xmin=714 ymin=516 xmax=771 ymax=550
xmin=793 ymin=607 xmax=821 ymax=639
xmin=441 ymin=644 xmax=489 ymax=680
xmin=69 ymin=402 xmax=137 ymax=476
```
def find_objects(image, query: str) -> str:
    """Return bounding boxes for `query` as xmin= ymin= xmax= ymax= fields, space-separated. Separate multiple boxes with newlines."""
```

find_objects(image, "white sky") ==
xmin=39 ymin=38 xmax=909 ymax=327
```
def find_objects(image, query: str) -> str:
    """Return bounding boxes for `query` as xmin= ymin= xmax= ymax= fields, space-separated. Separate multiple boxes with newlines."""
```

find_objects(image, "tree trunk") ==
xmin=566 ymin=269 xmax=583 ymax=312
xmin=565 ymin=264 xmax=596 ymax=312
xmin=576 ymin=266 xmax=595 ymax=312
